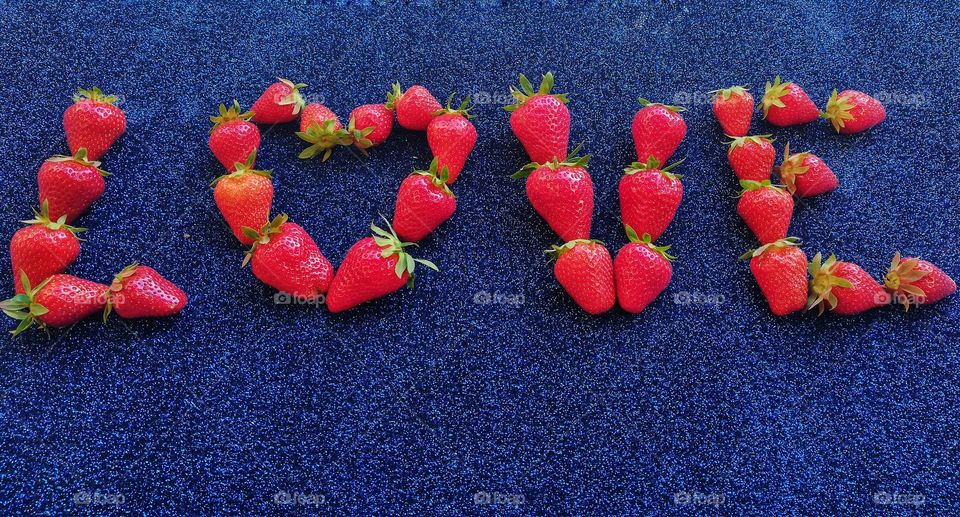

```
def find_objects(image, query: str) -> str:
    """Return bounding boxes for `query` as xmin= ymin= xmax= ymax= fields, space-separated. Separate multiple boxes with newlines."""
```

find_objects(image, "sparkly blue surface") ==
xmin=1 ymin=1 xmax=958 ymax=515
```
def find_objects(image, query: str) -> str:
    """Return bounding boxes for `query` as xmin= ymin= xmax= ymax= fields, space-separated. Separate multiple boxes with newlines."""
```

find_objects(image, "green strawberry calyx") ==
xmin=0 ymin=271 xmax=53 ymax=336
xmin=503 ymin=72 xmax=569 ymax=112
xmin=737 ymin=179 xmax=786 ymax=197
xmin=346 ymin=116 xmax=375 ymax=151
xmin=241 ymin=214 xmax=288 ymax=267
xmin=883 ymin=251 xmax=930 ymax=311
xmin=384 ymin=82 xmax=404 ymax=110
xmin=103 ymin=262 xmax=140 ymax=322
xmin=778 ymin=143 xmax=812 ymax=194
xmin=296 ymin=120 xmax=353 ymax=161
xmin=210 ymin=100 xmax=254 ymax=131
xmin=45 ymin=147 xmax=110 ymax=177
xmin=276 ymin=78 xmax=307 ymax=115
xmin=370 ymin=216 xmax=439 ymax=288
xmin=73 ymin=86 xmax=119 ymax=105
xmin=638 ymin=98 xmax=686 ymax=113
xmin=820 ymin=89 xmax=856 ymax=133
xmin=512 ymin=143 xmax=591 ymax=179
xmin=211 ymin=150 xmax=272 ymax=186
xmin=708 ymin=86 xmax=750 ymax=102
xmin=724 ymin=134 xmax=773 ymax=153
xmin=739 ymin=236 xmax=801 ymax=260
xmin=544 ymin=239 xmax=603 ymax=261
xmin=760 ymin=75 xmax=795 ymax=118
xmin=807 ymin=252 xmax=854 ymax=315
xmin=411 ymin=158 xmax=454 ymax=197
xmin=625 ymin=226 xmax=675 ymax=261
xmin=22 ymin=200 xmax=86 ymax=237
xmin=433 ymin=93 xmax=476 ymax=119
xmin=623 ymin=156 xmax=684 ymax=179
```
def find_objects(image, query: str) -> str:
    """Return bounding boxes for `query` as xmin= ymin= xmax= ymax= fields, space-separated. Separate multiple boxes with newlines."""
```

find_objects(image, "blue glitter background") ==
xmin=1 ymin=1 xmax=958 ymax=515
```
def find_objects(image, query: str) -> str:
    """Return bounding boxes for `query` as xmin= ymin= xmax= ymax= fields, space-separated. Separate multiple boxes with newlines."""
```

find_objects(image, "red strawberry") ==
xmin=104 ymin=264 xmax=187 ymax=320
xmin=808 ymin=253 xmax=887 ymax=315
xmin=761 ymin=76 xmax=820 ymax=126
xmin=250 ymin=78 xmax=306 ymax=124
xmin=883 ymin=252 xmax=956 ymax=310
xmin=386 ymin=82 xmax=441 ymax=131
xmin=325 ymin=220 xmax=438 ymax=313
xmin=710 ymin=86 xmax=754 ymax=136
xmin=631 ymin=98 xmax=686 ymax=164
xmin=1 ymin=272 xmax=108 ymax=335
xmin=295 ymin=103 xmax=351 ymax=160
xmin=427 ymin=95 xmax=477 ymax=183
xmin=513 ymin=145 xmax=594 ymax=242
xmin=392 ymin=159 xmax=456 ymax=242
xmin=547 ymin=239 xmax=616 ymax=315
xmin=505 ymin=72 xmax=570 ymax=164
xmin=614 ymin=227 xmax=674 ymax=314
xmin=726 ymin=134 xmax=776 ymax=182
xmin=63 ymin=87 xmax=126 ymax=160
xmin=349 ymin=102 xmax=394 ymax=148
xmin=212 ymin=151 xmax=273 ymax=246
xmin=242 ymin=215 xmax=334 ymax=300
xmin=740 ymin=237 xmax=807 ymax=316
xmin=208 ymin=100 xmax=260 ymax=171
xmin=778 ymin=143 xmax=838 ymax=197
xmin=737 ymin=180 xmax=793 ymax=244
xmin=10 ymin=202 xmax=84 ymax=294
xmin=37 ymin=148 xmax=108 ymax=223
xmin=619 ymin=157 xmax=683 ymax=242
xmin=821 ymin=89 xmax=886 ymax=134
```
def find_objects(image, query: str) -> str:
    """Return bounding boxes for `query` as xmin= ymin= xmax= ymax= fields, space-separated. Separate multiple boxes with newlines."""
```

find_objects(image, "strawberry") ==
xmin=726 ymin=134 xmax=776 ymax=182
xmin=808 ymin=252 xmax=887 ymax=315
xmin=37 ymin=148 xmax=108 ymax=223
xmin=427 ymin=95 xmax=477 ymax=183
xmin=10 ymin=202 xmax=84 ymax=294
xmin=386 ymin=82 xmax=441 ymax=131
xmin=504 ymin=72 xmax=570 ymax=164
xmin=250 ymin=78 xmax=306 ymax=124
xmin=760 ymin=76 xmax=820 ymax=126
xmin=614 ymin=227 xmax=674 ymax=314
xmin=295 ymin=103 xmax=352 ymax=160
xmin=619 ymin=157 xmax=683 ymax=242
xmin=737 ymin=180 xmax=793 ymax=244
xmin=883 ymin=252 xmax=956 ymax=310
xmin=710 ymin=86 xmax=754 ymax=136
xmin=104 ymin=264 xmax=187 ymax=320
xmin=392 ymin=159 xmax=457 ymax=242
xmin=1 ymin=272 xmax=108 ymax=335
xmin=546 ymin=239 xmax=616 ymax=315
xmin=242 ymin=215 xmax=334 ymax=300
xmin=63 ymin=87 xmax=126 ymax=160
xmin=631 ymin=98 xmax=686 ymax=164
xmin=778 ymin=143 xmax=838 ymax=197
xmin=740 ymin=237 xmax=807 ymax=316
xmin=212 ymin=151 xmax=273 ymax=246
xmin=208 ymin=100 xmax=260 ymax=171
xmin=325 ymin=220 xmax=438 ymax=313
xmin=512 ymin=145 xmax=594 ymax=242
xmin=349 ymin=103 xmax=394 ymax=148
xmin=821 ymin=89 xmax=886 ymax=134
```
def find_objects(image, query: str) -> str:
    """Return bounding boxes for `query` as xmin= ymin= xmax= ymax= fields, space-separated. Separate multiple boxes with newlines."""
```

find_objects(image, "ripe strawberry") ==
xmin=737 ymin=180 xmax=793 ymax=244
xmin=512 ymin=145 xmax=593 ymax=242
xmin=740 ymin=237 xmax=807 ymax=316
xmin=250 ymin=78 xmax=306 ymax=124
xmin=63 ymin=87 xmax=126 ymax=160
xmin=546 ymin=239 xmax=616 ymax=315
xmin=325 ymin=220 xmax=438 ymax=313
xmin=821 ymin=89 xmax=886 ymax=134
xmin=614 ymin=227 xmax=674 ymax=314
xmin=1 ymin=272 xmax=108 ymax=335
xmin=726 ymin=134 xmax=776 ymax=182
xmin=295 ymin=103 xmax=352 ymax=161
xmin=10 ymin=202 xmax=84 ymax=294
xmin=710 ymin=86 xmax=753 ymax=136
xmin=208 ymin=100 xmax=260 ymax=171
xmin=778 ymin=143 xmax=838 ymax=197
xmin=349 ymin=102 xmax=394 ymax=148
xmin=808 ymin=252 xmax=887 ymax=315
xmin=632 ymin=98 xmax=686 ymax=164
xmin=242 ymin=215 xmax=334 ymax=299
xmin=392 ymin=159 xmax=457 ymax=242
xmin=104 ymin=264 xmax=187 ymax=320
xmin=386 ymin=82 xmax=442 ymax=131
xmin=761 ymin=76 xmax=819 ymax=126
xmin=619 ymin=157 xmax=683 ymax=242
xmin=37 ymin=148 xmax=108 ymax=223
xmin=212 ymin=151 xmax=273 ymax=246
xmin=427 ymin=95 xmax=477 ymax=183
xmin=883 ymin=252 xmax=956 ymax=310
xmin=504 ymin=72 xmax=570 ymax=164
